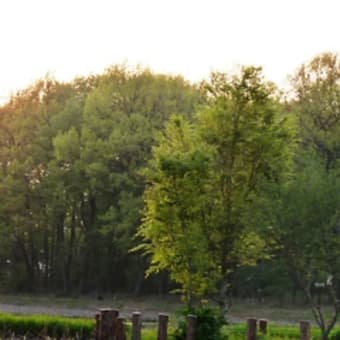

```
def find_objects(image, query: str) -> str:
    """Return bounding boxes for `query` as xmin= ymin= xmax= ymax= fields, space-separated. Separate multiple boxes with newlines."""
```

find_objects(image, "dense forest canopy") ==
xmin=0 ymin=66 xmax=203 ymax=294
xmin=0 ymin=54 xmax=339 ymax=336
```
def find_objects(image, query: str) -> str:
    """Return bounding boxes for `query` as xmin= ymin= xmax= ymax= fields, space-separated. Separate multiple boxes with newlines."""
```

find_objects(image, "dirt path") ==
xmin=0 ymin=295 xmax=181 ymax=321
xmin=0 ymin=302 xmax=94 ymax=318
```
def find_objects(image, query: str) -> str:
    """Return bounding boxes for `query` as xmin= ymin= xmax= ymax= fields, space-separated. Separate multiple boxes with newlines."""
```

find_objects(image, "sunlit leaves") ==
xmin=137 ymin=67 xmax=294 ymax=305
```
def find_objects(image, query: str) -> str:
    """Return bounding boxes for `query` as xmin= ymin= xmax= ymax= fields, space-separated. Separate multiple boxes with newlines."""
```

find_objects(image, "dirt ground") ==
xmin=0 ymin=294 xmax=181 ymax=321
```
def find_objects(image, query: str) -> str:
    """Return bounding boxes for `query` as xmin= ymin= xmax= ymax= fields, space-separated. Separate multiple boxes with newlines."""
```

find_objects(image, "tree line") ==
xmin=0 ymin=66 xmax=202 ymax=295
xmin=0 ymin=53 xmax=339 ymax=337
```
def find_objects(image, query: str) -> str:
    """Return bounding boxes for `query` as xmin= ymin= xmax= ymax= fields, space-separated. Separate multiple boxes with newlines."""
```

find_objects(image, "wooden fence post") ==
xmin=300 ymin=321 xmax=311 ymax=340
xmin=98 ymin=308 xmax=119 ymax=340
xmin=132 ymin=312 xmax=142 ymax=340
xmin=116 ymin=317 xmax=126 ymax=340
xmin=95 ymin=313 xmax=101 ymax=340
xmin=186 ymin=314 xmax=197 ymax=340
xmin=157 ymin=313 xmax=169 ymax=340
xmin=247 ymin=318 xmax=257 ymax=340
xmin=259 ymin=319 xmax=267 ymax=335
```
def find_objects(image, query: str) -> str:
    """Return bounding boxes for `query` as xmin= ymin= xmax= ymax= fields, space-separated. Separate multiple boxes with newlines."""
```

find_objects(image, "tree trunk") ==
xmin=15 ymin=236 xmax=35 ymax=291
xmin=215 ymin=276 xmax=231 ymax=316
xmin=64 ymin=205 xmax=76 ymax=294
xmin=43 ymin=224 xmax=49 ymax=290
xmin=52 ymin=212 xmax=65 ymax=291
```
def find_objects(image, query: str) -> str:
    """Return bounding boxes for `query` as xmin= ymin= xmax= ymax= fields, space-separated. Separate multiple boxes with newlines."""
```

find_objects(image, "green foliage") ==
xmin=0 ymin=52 xmax=339 ymax=315
xmin=0 ymin=65 xmax=201 ymax=294
xmin=136 ymin=115 xmax=218 ymax=299
xmin=259 ymin=157 xmax=340 ymax=269
xmin=0 ymin=313 xmax=94 ymax=338
xmin=172 ymin=305 xmax=226 ymax=340
xmin=137 ymin=66 xmax=294 ymax=308
xmin=255 ymin=154 xmax=340 ymax=337
xmin=231 ymin=259 xmax=294 ymax=302
xmin=291 ymin=52 xmax=340 ymax=171
xmin=330 ymin=329 xmax=340 ymax=340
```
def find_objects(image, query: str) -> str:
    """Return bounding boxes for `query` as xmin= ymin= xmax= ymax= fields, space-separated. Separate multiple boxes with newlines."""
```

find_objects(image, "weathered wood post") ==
xmin=186 ymin=314 xmax=197 ymax=340
xmin=98 ymin=308 xmax=119 ymax=340
xmin=116 ymin=317 xmax=126 ymax=340
xmin=157 ymin=313 xmax=169 ymax=340
xmin=95 ymin=313 xmax=101 ymax=340
xmin=259 ymin=319 xmax=267 ymax=335
xmin=247 ymin=318 xmax=257 ymax=340
xmin=300 ymin=321 xmax=311 ymax=340
xmin=132 ymin=312 xmax=142 ymax=340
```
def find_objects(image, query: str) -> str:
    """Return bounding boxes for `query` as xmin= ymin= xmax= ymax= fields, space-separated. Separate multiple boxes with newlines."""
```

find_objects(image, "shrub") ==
xmin=172 ymin=305 xmax=226 ymax=340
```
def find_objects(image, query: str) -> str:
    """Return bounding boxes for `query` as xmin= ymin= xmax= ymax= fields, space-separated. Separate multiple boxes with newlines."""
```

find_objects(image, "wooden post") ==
xmin=132 ymin=312 xmax=142 ymax=340
xmin=98 ymin=308 xmax=119 ymax=340
xmin=95 ymin=313 xmax=101 ymax=340
xmin=300 ymin=321 xmax=311 ymax=340
xmin=116 ymin=317 xmax=126 ymax=340
xmin=247 ymin=318 xmax=257 ymax=340
xmin=259 ymin=319 xmax=267 ymax=335
xmin=186 ymin=314 xmax=197 ymax=340
xmin=157 ymin=313 xmax=169 ymax=340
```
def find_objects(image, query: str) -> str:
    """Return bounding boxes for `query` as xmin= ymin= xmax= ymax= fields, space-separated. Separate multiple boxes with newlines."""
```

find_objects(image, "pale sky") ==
xmin=0 ymin=0 xmax=339 ymax=103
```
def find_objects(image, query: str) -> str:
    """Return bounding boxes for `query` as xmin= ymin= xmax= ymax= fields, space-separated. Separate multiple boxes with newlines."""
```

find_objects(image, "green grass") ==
xmin=138 ymin=324 xmax=340 ymax=340
xmin=0 ymin=313 xmax=94 ymax=338
xmin=221 ymin=324 xmax=340 ymax=339
xmin=0 ymin=313 xmax=339 ymax=339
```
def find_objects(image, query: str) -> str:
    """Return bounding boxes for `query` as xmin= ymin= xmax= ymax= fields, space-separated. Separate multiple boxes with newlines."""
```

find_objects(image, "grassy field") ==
xmin=0 ymin=294 xmax=338 ymax=326
xmin=0 ymin=313 xmax=337 ymax=340
xmin=0 ymin=296 xmax=338 ymax=339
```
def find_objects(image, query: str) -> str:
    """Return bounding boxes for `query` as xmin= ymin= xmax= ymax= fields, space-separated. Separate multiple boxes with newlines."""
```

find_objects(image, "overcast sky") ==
xmin=0 ymin=0 xmax=339 ymax=103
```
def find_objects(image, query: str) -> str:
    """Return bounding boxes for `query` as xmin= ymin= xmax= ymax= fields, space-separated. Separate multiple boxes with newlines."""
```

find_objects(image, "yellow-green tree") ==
xmin=137 ymin=67 xmax=293 ymax=311
xmin=136 ymin=115 xmax=219 ymax=304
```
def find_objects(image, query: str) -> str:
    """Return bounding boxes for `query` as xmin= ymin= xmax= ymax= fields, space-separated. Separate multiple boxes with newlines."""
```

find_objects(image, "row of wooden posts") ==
xmin=95 ymin=308 xmax=172 ymax=340
xmin=95 ymin=308 xmax=312 ymax=340
xmin=246 ymin=318 xmax=311 ymax=340
xmin=95 ymin=309 xmax=196 ymax=340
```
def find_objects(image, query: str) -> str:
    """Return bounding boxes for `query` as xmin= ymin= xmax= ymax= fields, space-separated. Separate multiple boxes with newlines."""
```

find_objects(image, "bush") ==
xmin=172 ymin=305 xmax=226 ymax=340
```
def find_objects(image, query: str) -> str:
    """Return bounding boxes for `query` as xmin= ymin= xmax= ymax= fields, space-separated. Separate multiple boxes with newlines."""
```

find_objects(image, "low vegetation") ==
xmin=0 ymin=313 xmax=94 ymax=338
xmin=0 ymin=311 xmax=338 ymax=339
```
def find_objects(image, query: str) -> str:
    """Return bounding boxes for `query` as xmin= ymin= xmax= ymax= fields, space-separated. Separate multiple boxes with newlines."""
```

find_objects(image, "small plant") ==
xmin=172 ymin=304 xmax=227 ymax=340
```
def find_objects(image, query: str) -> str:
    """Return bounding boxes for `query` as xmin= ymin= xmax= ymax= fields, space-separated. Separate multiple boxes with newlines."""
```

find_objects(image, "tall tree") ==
xmin=257 ymin=155 xmax=340 ymax=340
xmin=137 ymin=67 xmax=293 ymax=311
xmin=291 ymin=52 xmax=340 ymax=171
xmin=49 ymin=66 xmax=202 ymax=294
xmin=136 ymin=115 xmax=218 ymax=304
